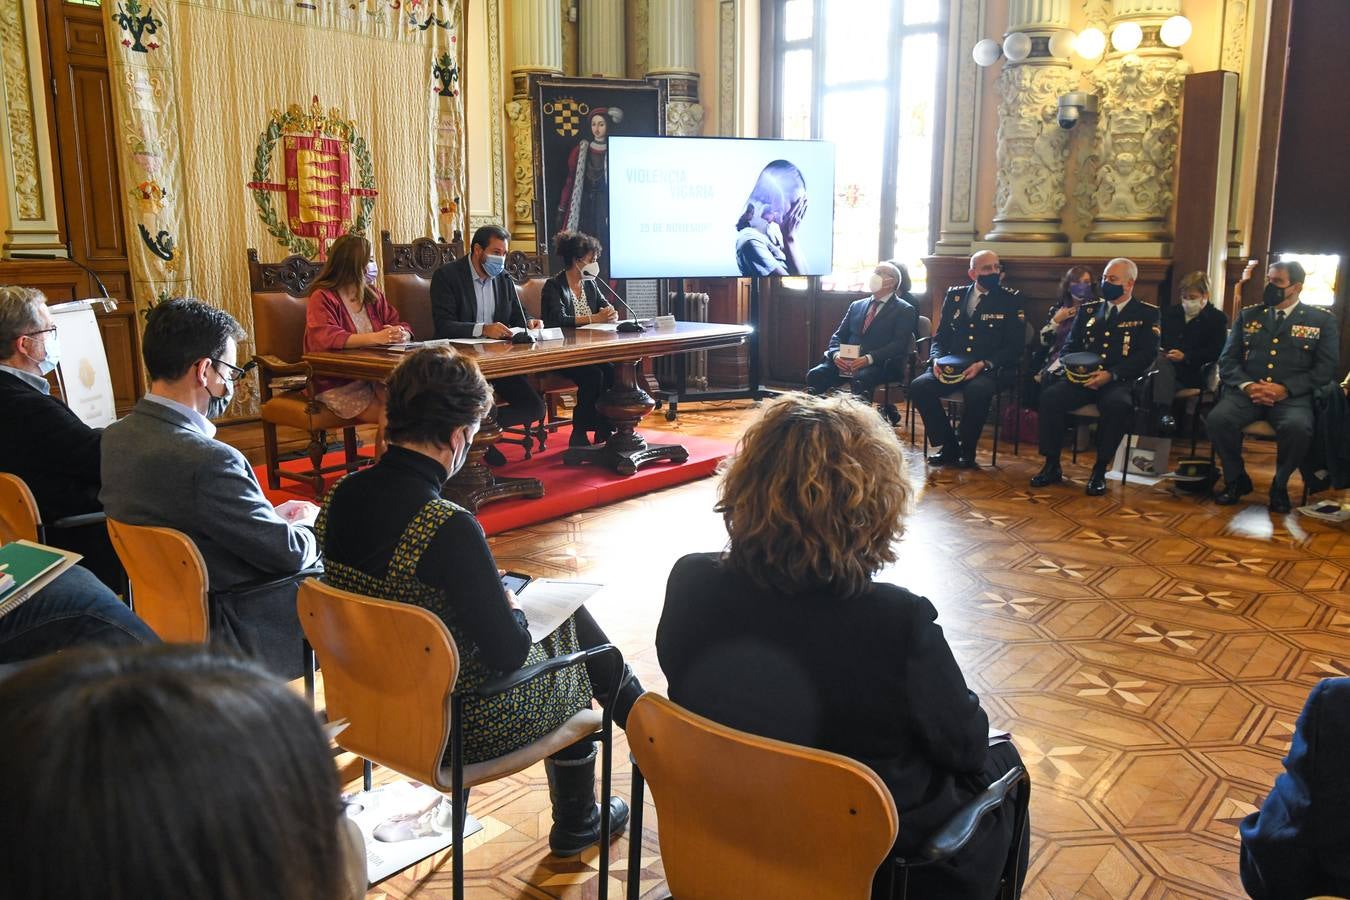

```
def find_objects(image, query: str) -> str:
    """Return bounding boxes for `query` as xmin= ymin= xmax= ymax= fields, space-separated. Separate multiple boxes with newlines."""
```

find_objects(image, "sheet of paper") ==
xmin=576 ymin=323 xmax=621 ymax=332
xmin=518 ymin=580 xmax=604 ymax=642
xmin=274 ymin=499 xmax=320 ymax=528
xmin=447 ymin=337 xmax=507 ymax=345
xmin=988 ymin=726 xmax=1012 ymax=744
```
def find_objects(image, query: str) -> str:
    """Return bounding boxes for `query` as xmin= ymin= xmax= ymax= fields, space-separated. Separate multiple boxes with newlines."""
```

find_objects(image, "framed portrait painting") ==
xmin=533 ymin=76 xmax=663 ymax=278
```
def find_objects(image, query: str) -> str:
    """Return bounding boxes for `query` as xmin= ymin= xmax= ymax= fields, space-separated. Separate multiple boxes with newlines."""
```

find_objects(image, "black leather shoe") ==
xmin=1214 ymin=473 xmax=1253 ymax=505
xmin=484 ymin=446 xmax=507 ymax=467
xmin=1030 ymin=460 xmax=1063 ymax=487
xmin=927 ymin=445 xmax=961 ymax=466
xmin=956 ymin=456 xmax=978 ymax=469
xmin=1268 ymin=486 xmax=1292 ymax=514
xmin=1303 ymin=471 xmax=1331 ymax=497
xmin=1085 ymin=466 xmax=1108 ymax=496
xmin=1157 ymin=414 xmax=1177 ymax=436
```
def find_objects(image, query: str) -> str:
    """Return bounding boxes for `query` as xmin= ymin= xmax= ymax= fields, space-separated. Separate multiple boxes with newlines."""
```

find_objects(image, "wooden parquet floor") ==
xmin=350 ymin=401 xmax=1350 ymax=900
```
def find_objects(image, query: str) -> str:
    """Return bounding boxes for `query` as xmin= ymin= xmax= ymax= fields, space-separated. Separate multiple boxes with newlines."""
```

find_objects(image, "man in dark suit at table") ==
xmin=1240 ymin=677 xmax=1350 ymax=900
xmin=805 ymin=261 xmax=917 ymax=402
xmin=0 ymin=285 xmax=121 ymax=591
xmin=909 ymin=250 xmax=1025 ymax=468
xmin=429 ymin=224 xmax=545 ymax=466
xmin=100 ymin=299 xmax=320 ymax=678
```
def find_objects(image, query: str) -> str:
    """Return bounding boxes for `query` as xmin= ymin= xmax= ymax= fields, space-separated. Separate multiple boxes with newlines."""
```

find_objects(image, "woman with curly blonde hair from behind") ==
xmin=656 ymin=391 xmax=1028 ymax=899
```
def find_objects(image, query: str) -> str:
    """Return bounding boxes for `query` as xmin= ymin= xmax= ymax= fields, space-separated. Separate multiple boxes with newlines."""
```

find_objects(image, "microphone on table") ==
xmin=585 ymin=275 xmax=646 ymax=333
xmin=12 ymin=247 xmax=116 ymax=311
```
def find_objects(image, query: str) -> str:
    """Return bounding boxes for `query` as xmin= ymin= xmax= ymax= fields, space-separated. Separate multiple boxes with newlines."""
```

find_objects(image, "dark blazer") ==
xmin=1063 ymin=296 xmax=1160 ymax=383
xmin=0 ymin=369 xmax=101 ymax=522
xmin=931 ymin=284 xmax=1025 ymax=371
xmin=540 ymin=271 xmax=606 ymax=329
xmin=820 ymin=292 xmax=918 ymax=370
xmin=1160 ymin=302 xmax=1228 ymax=386
xmin=100 ymin=398 xmax=320 ymax=677
xmin=1240 ymin=677 xmax=1350 ymax=900
xmin=658 ymin=553 xmax=993 ymax=855
xmin=1219 ymin=302 xmax=1339 ymax=398
xmin=429 ymin=255 xmax=526 ymax=339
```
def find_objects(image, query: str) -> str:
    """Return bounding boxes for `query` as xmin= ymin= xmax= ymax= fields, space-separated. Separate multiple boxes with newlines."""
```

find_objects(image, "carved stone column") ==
xmin=647 ymin=0 xmax=702 ymax=136
xmin=933 ymin=0 xmax=986 ymax=256
xmin=580 ymin=0 xmax=625 ymax=78
xmin=978 ymin=0 xmax=1075 ymax=255
xmin=506 ymin=0 xmax=564 ymax=244
xmin=0 ymin=0 xmax=64 ymax=255
xmin=1072 ymin=0 xmax=1191 ymax=257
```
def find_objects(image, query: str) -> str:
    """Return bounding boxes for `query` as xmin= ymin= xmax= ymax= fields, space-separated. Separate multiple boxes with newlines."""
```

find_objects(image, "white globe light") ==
xmin=1076 ymin=26 xmax=1107 ymax=60
xmin=972 ymin=38 xmax=1002 ymax=67
xmin=1003 ymin=32 xmax=1032 ymax=63
xmin=1111 ymin=22 xmax=1143 ymax=52
xmin=1048 ymin=30 xmax=1076 ymax=59
xmin=1160 ymin=15 xmax=1193 ymax=47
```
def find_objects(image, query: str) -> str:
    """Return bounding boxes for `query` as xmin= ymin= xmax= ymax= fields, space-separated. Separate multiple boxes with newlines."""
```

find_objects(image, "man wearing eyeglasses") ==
xmin=0 ymin=285 xmax=130 ymax=592
xmin=100 ymin=298 xmax=322 ymax=678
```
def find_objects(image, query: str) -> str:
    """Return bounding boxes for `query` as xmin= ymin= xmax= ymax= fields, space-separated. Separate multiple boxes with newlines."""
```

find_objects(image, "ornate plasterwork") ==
xmin=1071 ymin=119 xmax=1100 ymax=231
xmin=665 ymin=98 xmax=704 ymax=136
xmin=1081 ymin=0 xmax=1110 ymax=28
xmin=717 ymin=0 xmax=734 ymax=136
xmin=934 ymin=0 xmax=983 ymax=253
xmin=0 ymin=0 xmax=42 ymax=220
xmin=1085 ymin=52 xmax=1189 ymax=238
xmin=989 ymin=62 xmax=1076 ymax=236
xmin=630 ymin=0 xmax=649 ymax=79
xmin=1221 ymin=0 xmax=1248 ymax=73
xmin=505 ymin=98 xmax=536 ymax=229
xmin=471 ymin=0 xmax=508 ymax=232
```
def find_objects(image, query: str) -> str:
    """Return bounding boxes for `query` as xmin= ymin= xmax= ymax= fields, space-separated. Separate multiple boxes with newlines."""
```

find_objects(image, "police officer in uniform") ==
xmin=1031 ymin=257 xmax=1159 ymax=496
xmin=1206 ymin=261 xmax=1339 ymax=513
xmin=910 ymin=250 xmax=1025 ymax=467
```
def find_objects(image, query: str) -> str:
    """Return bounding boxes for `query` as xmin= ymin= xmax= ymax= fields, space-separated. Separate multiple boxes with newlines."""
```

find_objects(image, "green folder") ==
xmin=0 ymin=540 xmax=80 ymax=618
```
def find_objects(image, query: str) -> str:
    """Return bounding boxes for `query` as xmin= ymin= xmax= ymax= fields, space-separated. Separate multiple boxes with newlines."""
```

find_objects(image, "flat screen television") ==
xmin=606 ymin=136 xmax=835 ymax=279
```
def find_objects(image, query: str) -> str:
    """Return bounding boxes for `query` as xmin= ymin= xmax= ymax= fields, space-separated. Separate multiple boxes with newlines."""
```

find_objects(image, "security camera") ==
xmin=1056 ymin=92 xmax=1098 ymax=130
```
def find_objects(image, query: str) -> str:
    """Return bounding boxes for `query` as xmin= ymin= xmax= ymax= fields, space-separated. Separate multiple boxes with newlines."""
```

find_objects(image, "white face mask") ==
xmin=581 ymin=260 xmax=600 ymax=279
xmin=30 ymin=331 xmax=60 ymax=376
xmin=365 ymin=260 xmax=379 ymax=284
xmin=867 ymin=274 xmax=886 ymax=294
xmin=1181 ymin=298 xmax=1205 ymax=316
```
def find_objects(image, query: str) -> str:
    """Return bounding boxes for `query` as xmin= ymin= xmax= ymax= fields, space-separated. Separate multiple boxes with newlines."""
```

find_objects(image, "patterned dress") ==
xmin=316 ymin=492 xmax=592 ymax=764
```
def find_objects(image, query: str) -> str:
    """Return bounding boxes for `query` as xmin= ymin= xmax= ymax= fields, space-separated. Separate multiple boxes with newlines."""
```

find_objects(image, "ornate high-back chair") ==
xmin=380 ymin=230 xmax=463 ymax=341
xmin=247 ymin=249 xmax=366 ymax=496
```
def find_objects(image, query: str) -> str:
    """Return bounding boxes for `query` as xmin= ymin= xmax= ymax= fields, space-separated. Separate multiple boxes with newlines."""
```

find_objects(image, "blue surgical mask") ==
xmin=483 ymin=254 xmax=506 ymax=278
xmin=1068 ymin=282 xmax=1092 ymax=301
xmin=1100 ymin=279 xmax=1125 ymax=302
xmin=977 ymin=272 xmax=1001 ymax=291
xmin=35 ymin=332 xmax=61 ymax=376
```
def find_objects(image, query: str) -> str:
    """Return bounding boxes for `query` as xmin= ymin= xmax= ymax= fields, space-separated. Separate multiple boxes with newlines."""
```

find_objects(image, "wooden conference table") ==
xmin=304 ymin=321 xmax=751 ymax=511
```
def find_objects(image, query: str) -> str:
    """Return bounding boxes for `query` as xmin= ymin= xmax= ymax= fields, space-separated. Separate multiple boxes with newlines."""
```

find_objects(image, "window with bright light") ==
xmin=1275 ymin=252 xmax=1340 ymax=307
xmin=775 ymin=0 xmax=943 ymax=294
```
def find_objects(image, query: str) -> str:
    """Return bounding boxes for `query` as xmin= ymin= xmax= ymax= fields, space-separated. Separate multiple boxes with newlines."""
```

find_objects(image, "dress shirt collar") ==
xmin=144 ymin=391 xmax=216 ymax=439
xmin=1273 ymin=298 xmax=1300 ymax=317
xmin=0 ymin=363 xmax=49 ymax=394
xmin=869 ymin=292 xmax=892 ymax=306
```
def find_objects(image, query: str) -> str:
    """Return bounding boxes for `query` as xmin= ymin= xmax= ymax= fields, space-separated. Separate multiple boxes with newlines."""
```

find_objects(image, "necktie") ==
xmin=967 ymin=291 xmax=981 ymax=317
xmin=1275 ymin=309 xmax=1286 ymax=325
xmin=1104 ymin=303 xmax=1114 ymax=323
xmin=862 ymin=300 xmax=882 ymax=332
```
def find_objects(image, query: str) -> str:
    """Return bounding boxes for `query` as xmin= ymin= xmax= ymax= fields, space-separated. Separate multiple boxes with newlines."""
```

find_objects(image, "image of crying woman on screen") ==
xmin=735 ymin=159 xmax=809 ymax=277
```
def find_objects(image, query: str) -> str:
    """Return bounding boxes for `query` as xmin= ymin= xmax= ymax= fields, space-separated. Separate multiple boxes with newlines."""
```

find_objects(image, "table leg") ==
xmin=562 ymin=359 xmax=689 ymax=476
xmin=441 ymin=410 xmax=544 ymax=512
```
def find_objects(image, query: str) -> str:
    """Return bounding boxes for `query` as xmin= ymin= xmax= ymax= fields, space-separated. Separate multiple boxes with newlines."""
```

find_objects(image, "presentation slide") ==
xmin=607 ymin=136 xmax=835 ymax=279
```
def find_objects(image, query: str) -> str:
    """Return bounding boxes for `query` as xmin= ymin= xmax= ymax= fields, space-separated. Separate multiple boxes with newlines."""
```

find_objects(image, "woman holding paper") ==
xmin=540 ymin=230 xmax=617 ymax=446
xmin=317 ymin=347 xmax=643 ymax=857
xmin=304 ymin=234 xmax=411 ymax=429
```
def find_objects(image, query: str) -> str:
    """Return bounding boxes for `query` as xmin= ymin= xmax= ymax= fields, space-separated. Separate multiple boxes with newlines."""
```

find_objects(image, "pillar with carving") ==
xmin=979 ymin=0 xmax=1076 ymax=255
xmin=1073 ymin=0 xmax=1191 ymax=256
xmin=647 ymin=0 xmax=703 ymax=136
xmin=506 ymin=0 xmax=564 ymax=245
xmin=580 ymin=0 xmax=625 ymax=77
xmin=0 ymin=0 xmax=64 ymax=255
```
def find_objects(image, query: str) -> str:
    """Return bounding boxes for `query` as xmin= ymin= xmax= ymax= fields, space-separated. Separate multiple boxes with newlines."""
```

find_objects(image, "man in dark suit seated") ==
xmin=100 ymin=299 xmax=321 ymax=678
xmin=805 ymin=262 xmax=917 ymax=402
xmin=1206 ymin=261 xmax=1340 ymax=513
xmin=909 ymin=250 xmax=1025 ymax=468
xmin=1240 ymin=677 xmax=1350 ymax=900
xmin=0 ymin=286 xmax=121 ymax=591
xmin=430 ymin=224 xmax=545 ymax=466
xmin=1031 ymin=257 xmax=1159 ymax=496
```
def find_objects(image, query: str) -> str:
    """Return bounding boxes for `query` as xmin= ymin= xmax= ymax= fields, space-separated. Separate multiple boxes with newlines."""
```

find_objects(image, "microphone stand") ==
xmin=587 ymin=276 xmax=646 ymax=333
xmin=10 ymin=249 xmax=117 ymax=312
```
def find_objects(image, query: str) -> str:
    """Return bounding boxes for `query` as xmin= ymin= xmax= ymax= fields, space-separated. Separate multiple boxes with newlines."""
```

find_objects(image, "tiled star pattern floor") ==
xmin=348 ymin=402 xmax=1350 ymax=899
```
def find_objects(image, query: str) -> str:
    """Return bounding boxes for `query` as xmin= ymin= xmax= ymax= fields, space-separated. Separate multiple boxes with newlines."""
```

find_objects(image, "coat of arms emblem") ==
xmin=247 ymin=96 xmax=378 ymax=258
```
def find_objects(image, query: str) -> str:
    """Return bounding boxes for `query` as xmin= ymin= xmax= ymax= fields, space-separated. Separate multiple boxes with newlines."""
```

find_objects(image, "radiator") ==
xmin=656 ymin=292 xmax=710 ymax=392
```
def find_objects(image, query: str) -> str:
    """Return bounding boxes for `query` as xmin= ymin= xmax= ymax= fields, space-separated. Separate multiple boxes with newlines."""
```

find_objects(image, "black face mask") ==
xmin=976 ymin=272 xmax=1001 ymax=291
xmin=1262 ymin=283 xmax=1285 ymax=307
xmin=1100 ymin=280 xmax=1125 ymax=302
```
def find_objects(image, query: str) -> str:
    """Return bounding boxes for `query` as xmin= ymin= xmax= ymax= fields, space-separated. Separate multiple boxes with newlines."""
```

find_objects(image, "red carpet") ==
xmin=258 ymin=424 xmax=731 ymax=536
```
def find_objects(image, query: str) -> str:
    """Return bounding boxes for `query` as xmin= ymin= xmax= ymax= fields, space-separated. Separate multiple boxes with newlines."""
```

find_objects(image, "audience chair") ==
xmin=1173 ymin=362 xmax=1220 ymax=455
xmin=878 ymin=315 xmax=931 ymax=437
xmin=106 ymin=519 xmax=322 ymax=698
xmin=0 ymin=472 xmax=106 ymax=546
xmin=248 ymin=249 xmax=367 ymax=496
xmin=1203 ymin=411 xmax=1312 ymax=506
xmin=1064 ymin=369 xmax=1157 ymax=486
xmin=919 ymin=322 xmax=1035 ymax=465
xmin=625 ymin=693 xmax=1030 ymax=900
xmin=296 ymin=579 xmax=624 ymax=900
xmin=516 ymin=276 xmax=576 ymax=450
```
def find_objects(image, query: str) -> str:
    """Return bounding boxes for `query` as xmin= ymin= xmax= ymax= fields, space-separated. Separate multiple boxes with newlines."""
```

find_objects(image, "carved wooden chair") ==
xmin=505 ymin=250 xmax=575 ymax=451
xmin=248 ymin=249 xmax=367 ymax=496
xmin=380 ymin=229 xmax=463 ymax=341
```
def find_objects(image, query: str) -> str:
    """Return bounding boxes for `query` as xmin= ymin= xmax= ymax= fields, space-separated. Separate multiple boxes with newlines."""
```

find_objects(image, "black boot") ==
xmin=1030 ymin=458 xmax=1063 ymax=487
xmin=544 ymin=747 xmax=630 ymax=857
xmin=608 ymin=665 xmax=646 ymax=730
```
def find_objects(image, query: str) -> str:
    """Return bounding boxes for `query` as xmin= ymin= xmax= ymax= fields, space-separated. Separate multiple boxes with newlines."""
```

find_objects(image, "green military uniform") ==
xmin=1037 ymin=296 xmax=1160 ymax=466
xmin=1206 ymin=301 xmax=1340 ymax=490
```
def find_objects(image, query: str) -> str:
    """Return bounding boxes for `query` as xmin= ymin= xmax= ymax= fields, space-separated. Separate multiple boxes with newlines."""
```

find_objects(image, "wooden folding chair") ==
xmin=296 ymin=578 xmax=624 ymax=900
xmin=0 ymin=472 xmax=107 ymax=545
